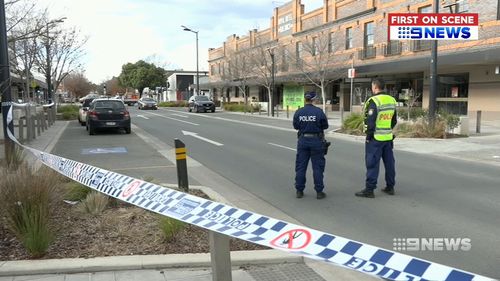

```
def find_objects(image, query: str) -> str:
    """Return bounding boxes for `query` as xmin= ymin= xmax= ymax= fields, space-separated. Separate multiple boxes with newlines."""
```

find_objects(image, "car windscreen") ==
xmin=82 ymin=99 xmax=94 ymax=107
xmin=94 ymin=101 xmax=125 ymax=110
xmin=142 ymin=98 xmax=155 ymax=102
xmin=194 ymin=96 xmax=210 ymax=101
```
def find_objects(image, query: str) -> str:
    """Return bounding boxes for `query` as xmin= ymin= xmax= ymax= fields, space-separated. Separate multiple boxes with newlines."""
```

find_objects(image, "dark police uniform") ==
xmin=363 ymin=92 xmax=397 ymax=195
xmin=293 ymin=93 xmax=329 ymax=198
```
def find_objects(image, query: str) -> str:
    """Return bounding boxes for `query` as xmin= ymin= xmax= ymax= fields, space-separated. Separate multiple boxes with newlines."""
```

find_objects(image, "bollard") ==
xmin=174 ymin=139 xmax=189 ymax=192
xmin=37 ymin=114 xmax=41 ymax=136
xmin=209 ymin=232 xmax=232 ymax=281
xmin=276 ymin=105 xmax=279 ymax=118
xmin=287 ymin=105 xmax=289 ymax=119
xmin=259 ymin=105 xmax=261 ymax=115
xmin=476 ymin=110 xmax=481 ymax=134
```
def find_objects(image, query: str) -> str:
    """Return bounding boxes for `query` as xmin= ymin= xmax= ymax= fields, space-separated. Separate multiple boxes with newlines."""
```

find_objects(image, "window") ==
xmin=312 ymin=37 xmax=318 ymax=56
xmin=218 ymin=63 xmax=221 ymax=75
xmin=419 ymin=5 xmax=432 ymax=13
xmin=235 ymin=87 xmax=239 ymax=98
xmin=364 ymin=22 xmax=374 ymax=47
xmin=328 ymin=32 xmax=334 ymax=53
xmin=296 ymin=41 xmax=303 ymax=62
xmin=281 ymin=47 xmax=289 ymax=72
xmin=210 ymin=64 xmax=215 ymax=75
xmin=345 ymin=27 xmax=353 ymax=49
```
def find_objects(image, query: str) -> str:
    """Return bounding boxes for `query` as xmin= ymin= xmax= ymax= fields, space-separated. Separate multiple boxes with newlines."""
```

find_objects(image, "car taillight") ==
xmin=89 ymin=110 xmax=97 ymax=117
xmin=122 ymin=111 xmax=130 ymax=117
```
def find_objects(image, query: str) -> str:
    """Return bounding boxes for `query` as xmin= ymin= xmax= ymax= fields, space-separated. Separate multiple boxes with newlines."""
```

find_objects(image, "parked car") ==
xmin=138 ymin=97 xmax=158 ymax=110
xmin=78 ymin=98 xmax=94 ymax=126
xmin=79 ymin=94 xmax=99 ymax=103
xmin=188 ymin=95 xmax=215 ymax=113
xmin=86 ymin=98 xmax=131 ymax=135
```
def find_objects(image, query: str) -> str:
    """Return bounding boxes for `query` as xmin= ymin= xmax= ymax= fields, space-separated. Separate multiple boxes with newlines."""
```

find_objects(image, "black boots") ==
xmin=382 ymin=187 xmax=395 ymax=195
xmin=296 ymin=191 xmax=304 ymax=198
xmin=355 ymin=189 xmax=375 ymax=198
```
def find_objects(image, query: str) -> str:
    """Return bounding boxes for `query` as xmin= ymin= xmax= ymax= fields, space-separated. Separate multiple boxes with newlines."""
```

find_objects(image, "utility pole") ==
xmin=0 ymin=0 xmax=15 ymax=159
xmin=45 ymin=22 xmax=52 ymax=103
xmin=270 ymin=51 xmax=275 ymax=117
xmin=429 ymin=0 xmax=439 ymax=124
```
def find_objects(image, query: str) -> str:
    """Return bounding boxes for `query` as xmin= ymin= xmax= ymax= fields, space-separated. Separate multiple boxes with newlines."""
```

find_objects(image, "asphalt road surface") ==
xmin=65 ymin=106 xmax=500 ymax=278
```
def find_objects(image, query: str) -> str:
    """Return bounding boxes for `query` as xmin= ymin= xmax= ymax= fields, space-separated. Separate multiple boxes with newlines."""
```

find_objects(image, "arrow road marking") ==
xmin=171 ymin=113 xmax=189 ymax=118
xmin=268 ymin=143 xmax=296 ymax=152
xmin=137 ymin=115 xmax=150 ymax=120
xmin=182 ymin=130 xmax=224 ymax=146
xmin=148 ymin=112 xmax=199 ymax=126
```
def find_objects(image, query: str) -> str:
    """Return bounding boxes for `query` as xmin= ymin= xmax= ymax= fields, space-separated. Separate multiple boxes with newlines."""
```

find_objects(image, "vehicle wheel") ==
xmin=81 ymin=121 xmax=86 ymax=126
xmin=86 ymin=123 xmax=88 ymax=131
xmin=89 ymin=125 xmax=95 ymax=135
xmin=125 ymin=126 xmax=131 ymax=134
xmin=195 ymin=105 xmax=199 ymax=113
xmin=188 ymin=107 xmax=192 ymax=112
xmin=211 ymin=109 xmax=215 ymax=113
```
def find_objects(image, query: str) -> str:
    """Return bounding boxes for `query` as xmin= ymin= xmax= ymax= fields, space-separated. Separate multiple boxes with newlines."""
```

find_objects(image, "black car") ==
xmin=138 ymin=97 xmax=158 ymax=110
xmin=188 ymin=95 xmax=215 ymax=113
xmin=86 ymin=99 xmax=131 ymax=135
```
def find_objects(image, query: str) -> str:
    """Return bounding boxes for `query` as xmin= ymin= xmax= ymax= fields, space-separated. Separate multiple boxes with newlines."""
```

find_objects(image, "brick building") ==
xmin=205 ymin=0 xmax=500 ymax=120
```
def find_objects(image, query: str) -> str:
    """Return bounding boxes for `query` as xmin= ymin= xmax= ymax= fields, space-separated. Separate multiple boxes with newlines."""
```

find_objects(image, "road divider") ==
xmin=4 ymin=106 xmax=493 ymax=281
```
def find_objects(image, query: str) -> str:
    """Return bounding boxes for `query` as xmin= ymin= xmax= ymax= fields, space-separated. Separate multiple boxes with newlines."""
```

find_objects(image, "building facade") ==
xmin=206 ymin=0 xmax=500 ymax=120
xmin=165 ymin=70 xmax=208 ymax=102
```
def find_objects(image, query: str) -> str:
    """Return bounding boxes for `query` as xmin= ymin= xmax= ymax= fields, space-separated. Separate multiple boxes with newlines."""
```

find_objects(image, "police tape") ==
xmin=4 ymin=106 xmax=493 ymax=281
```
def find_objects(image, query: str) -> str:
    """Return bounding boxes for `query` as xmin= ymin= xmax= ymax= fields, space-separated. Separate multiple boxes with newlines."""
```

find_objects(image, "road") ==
xmin=58 ymin=106 xmax=500 ymax=279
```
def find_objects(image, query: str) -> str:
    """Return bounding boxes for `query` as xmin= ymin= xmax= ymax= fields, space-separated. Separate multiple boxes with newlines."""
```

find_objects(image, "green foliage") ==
xmin=395 ymin=117 xmax=447 ymax=138
xmin=64 ymin=182 xmax=92 ymax=201
xmin=223 ymin=103 xmax=258 ymax=112
xmin=62 ymin=111 xmax=78 ymax=120
xmin=118 ymin=60 xmax=166 ymax=95
xmin=439 ymin=111 xmax=461 ymax=131
xmin=158 ymin=216 xmax=186 ymax=241
xmin=0 ymin=165 xmax=60 ymax=258
xmin=158 ymin=101 xmax=188 ymax=107
xmin=342 ymin=113 xmax=365 ymax=135
xmin=79 ymin=191 xmax=109 ymax=216
xmin=57 ymin=105 xmax=79 ymax=113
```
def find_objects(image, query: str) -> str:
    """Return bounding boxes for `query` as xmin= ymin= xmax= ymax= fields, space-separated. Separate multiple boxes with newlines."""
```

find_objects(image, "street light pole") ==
xmin=181 ymin=25 xmax=199 ymax=96
xmin=429 ymin=0 xmax=439 ymax=124
xmin=267 ymin=48 xmax=275 ymax=117
xmin=1 ymin=0 xmax=15 ymax=159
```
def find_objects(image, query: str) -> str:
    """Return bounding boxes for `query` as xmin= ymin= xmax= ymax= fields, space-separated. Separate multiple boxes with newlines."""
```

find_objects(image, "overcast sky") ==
xmin=36 ymin=0 xmax=323 ymax=83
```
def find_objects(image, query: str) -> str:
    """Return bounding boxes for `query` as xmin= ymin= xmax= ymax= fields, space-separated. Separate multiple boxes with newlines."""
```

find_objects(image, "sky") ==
xmin=36 ymin=0 xmax=324 ymax=84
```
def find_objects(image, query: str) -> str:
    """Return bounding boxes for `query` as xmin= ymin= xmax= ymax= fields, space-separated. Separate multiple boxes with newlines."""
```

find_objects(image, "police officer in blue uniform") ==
xmin=293 ymin=92 xmax=329 ymax=199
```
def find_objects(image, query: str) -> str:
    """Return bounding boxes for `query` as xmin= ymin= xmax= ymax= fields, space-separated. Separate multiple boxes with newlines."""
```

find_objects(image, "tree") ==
xmin=247 ymin=37 xmax=276 ymax=115
xmin=118 ymin=60 xmax=166 ymax=96
xmin=105 ymin=76 xmax=125 ymax=96
xmin=290 ymin=30 xmax=350 ymax=115
xmin=225 ymin=48 xmax=252 ymax=104
xmin=63 ymin=71 xmax=92 ymax=99
xmin=35 ymin=26 xmax=87 ymax=101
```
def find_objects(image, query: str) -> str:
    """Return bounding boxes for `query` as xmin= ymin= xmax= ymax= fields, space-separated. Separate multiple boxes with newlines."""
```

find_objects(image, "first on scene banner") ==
xmin=388 ymin=13 xmax=479 ymax=40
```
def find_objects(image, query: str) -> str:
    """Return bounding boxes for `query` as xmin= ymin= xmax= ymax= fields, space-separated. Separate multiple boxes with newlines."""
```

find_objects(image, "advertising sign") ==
xmin=283 ymin=85 xmax=304 ymax=110
xmin=388 ymin=13 xmax=478 ymax=40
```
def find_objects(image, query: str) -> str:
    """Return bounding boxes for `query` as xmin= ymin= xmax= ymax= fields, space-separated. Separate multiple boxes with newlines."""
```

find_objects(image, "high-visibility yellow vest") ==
xmin=364 ymin=94 xmax=397 ymax=141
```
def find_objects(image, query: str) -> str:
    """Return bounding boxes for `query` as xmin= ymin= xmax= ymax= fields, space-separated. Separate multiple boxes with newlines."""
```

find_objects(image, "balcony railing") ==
xmin=411 ymin=40 xmax=432 ymax=52
xmin=358 ymin=46 xmax=376 ymax=60
xmin=383 ymin=41 xmax=402 ymax=56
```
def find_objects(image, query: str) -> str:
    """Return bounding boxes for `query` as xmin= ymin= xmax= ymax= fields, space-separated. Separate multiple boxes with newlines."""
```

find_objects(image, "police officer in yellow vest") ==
xmin=355 ymin=78 xmax=397 ymax=198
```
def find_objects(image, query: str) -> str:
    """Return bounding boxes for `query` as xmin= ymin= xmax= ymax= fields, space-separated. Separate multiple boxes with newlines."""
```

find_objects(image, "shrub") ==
xmin=62 ymin=111 xmax=78 ymax=120
xmin=158 ymin=216 xmax=186 ymax=241
xmin=0 ymin=165 xmax=60 ymax=258
xmin=223 ymin=103 xmax=257 ymax=112
xmin=3 ymin=144 xmax=25 ymax=171
xmin=64 ymin=182 xmax=92 ymax=201
xmin=397 ymin=107 xmax=427 ymax=121
xmin=79 ymin=191 xmax=109 ymax=216
xmin=57 ymin=105 xmax=79 ymax=113
xmin=439 ymin=111 xmax=460 ymax=132
xmin=158 ymin=101 xmax=188 ymax=107
xmin=342 ymin=113 xmax=365 ymax=135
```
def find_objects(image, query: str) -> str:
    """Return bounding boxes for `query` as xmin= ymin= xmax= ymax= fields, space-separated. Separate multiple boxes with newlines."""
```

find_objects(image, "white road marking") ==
xmin=137 ymin=115 xmax=149 ymax=120
xmin=165 ymin=109 xmax=295 ymax=132
xmin=148 ymin=112 xmax=199 ymax=126
xmin=182 ymin=130 xmax=224 ymax=146
xmin=171 ymin=113 xmax=189 ymax=118
xmin=493 ymin=156 xmax=500 ymax=159
xmin=268 ymin=143 xmax=296 ymax=152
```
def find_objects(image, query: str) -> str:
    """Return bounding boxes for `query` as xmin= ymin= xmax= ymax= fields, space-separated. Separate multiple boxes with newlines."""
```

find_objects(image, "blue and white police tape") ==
xmin=4 ymin=106 xmax=494 ymax=281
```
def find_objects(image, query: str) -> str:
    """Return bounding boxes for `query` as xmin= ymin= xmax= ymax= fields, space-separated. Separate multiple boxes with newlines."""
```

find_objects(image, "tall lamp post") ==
xmin=428 ymin=0 xmax=439 ymax=124
xmin=181 ymin=25 xmax=199 ymax=96
xmin=267 ymin=48 xmax=275 ymax=117
xmin=1 ymin=0 xmax=14 ymax=159
xmin=45 ymin=17 xmax=66 ymax=104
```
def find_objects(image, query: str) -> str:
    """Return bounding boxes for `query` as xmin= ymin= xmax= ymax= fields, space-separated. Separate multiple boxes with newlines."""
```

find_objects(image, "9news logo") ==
xmin=388 ymin=13 xmax=479 ymax=41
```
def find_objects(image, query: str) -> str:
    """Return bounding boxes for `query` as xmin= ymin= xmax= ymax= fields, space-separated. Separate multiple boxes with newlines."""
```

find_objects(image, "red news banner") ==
xmin=388 ymin=13 xmax=479 ymax=40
